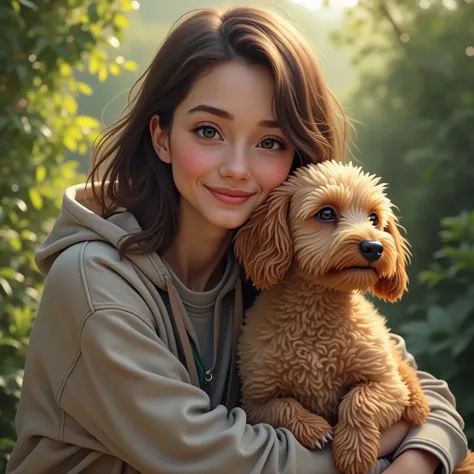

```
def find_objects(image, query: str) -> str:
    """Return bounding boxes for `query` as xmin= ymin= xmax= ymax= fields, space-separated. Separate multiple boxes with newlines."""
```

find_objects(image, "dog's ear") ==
xmin=372 ymin=216 xmax=410 ymax=302
xmin=234 ymin=187 xmax=293 ymax=290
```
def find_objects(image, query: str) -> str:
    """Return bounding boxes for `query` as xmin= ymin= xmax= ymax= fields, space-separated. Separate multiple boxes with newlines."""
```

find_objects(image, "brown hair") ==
xmin=88 ymin=6 xmax=349 ymax=257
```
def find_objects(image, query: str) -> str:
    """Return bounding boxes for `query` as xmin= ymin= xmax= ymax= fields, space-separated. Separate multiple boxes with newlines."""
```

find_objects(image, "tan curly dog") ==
xmin=234 ymin=161 xmax=474 ymax=474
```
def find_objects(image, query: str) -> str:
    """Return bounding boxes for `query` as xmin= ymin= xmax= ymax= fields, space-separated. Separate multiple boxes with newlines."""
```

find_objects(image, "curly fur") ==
xmin=234 ymin=161 xmax=473 ymax=474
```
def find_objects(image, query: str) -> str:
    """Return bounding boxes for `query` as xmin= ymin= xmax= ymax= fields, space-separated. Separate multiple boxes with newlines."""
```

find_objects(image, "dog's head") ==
xmin=234 ymin=161 xmax=410 ymax=302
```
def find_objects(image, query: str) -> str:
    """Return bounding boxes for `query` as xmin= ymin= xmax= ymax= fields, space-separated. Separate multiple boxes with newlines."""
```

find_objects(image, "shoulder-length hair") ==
xmin=88 ymin=6 xmax=349 ymax=257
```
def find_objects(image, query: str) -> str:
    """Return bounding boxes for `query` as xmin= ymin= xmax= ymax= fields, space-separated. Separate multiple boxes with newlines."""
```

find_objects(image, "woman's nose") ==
xmin=219 ymin=146 xmax=251 ymax=181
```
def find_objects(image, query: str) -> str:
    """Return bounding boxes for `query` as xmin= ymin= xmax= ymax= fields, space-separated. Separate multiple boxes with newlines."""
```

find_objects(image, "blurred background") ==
xmin=0 ymin=0 xmax=473 ymax=470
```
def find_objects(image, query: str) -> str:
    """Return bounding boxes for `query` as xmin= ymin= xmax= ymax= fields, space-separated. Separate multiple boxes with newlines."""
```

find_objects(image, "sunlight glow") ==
xmin=442 ymin=0 xmax=458 ymax=9
xmin=290 ymin=0 xmax=358 ymax=9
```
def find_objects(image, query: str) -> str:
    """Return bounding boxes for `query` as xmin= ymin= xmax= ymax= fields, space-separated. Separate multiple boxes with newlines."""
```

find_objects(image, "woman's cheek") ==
xmin=172 ymin=140 xmax=218 ymax=178
xmin=254 ymin=155 xmax=294 ymax=193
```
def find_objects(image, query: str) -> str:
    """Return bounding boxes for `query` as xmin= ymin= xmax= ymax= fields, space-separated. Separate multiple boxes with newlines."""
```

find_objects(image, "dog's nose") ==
xmin=359 ymin=240 xmax=384 ymax=263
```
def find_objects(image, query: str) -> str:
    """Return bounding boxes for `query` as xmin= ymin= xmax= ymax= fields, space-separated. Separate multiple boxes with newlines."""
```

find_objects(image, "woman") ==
xmin=7 ymin=7 xmax=468 ymax=474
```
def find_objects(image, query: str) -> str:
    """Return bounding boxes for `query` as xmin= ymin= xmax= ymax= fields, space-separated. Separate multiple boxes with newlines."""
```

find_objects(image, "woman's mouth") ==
xmin=205 ymin=186 xmax=255 ymax=205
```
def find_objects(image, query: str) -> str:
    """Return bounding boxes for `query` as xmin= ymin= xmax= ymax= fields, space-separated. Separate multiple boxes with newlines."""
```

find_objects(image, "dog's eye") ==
xmin=315 ymin=207 xmax=337 ymax=222
xmin=369 ymin=212 xmax=379 ymax=226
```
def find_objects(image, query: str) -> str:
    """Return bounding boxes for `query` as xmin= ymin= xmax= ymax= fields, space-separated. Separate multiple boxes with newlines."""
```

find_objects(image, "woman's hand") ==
xmin=383 ymin=448 xmax=440 ymax=474
xmin=378 ymin=419 xmax=412 ymax=458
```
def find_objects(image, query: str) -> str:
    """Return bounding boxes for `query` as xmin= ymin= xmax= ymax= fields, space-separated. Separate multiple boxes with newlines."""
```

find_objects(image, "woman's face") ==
xmin=150 ymin=60 xmax=295 ymax=233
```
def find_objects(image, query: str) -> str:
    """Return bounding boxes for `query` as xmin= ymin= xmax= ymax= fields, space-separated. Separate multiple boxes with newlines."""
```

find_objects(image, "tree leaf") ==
xmin=109 ymin=63 xmax=120 ymax=75
xmin=114 ymin=13 xmax=129 ymax=28
xmin=35 ymin=165 xmax=46 ymax=183
xmin=98 ymin=65 xmax=108 ymax=82
xmin=123 ymin=60 xmax=137 ymax=72
xmin=0 ymin=278 xmax=12 ymax=296
xmin=19 ymin=0 xmax=37 ymax=10
xmin=77 ymin=82 xmax=93 ymax=95
xmin=88 ymin=55 xmax=100 ymax=74
xmin=76 ymin=116 xmax=100 ymax=128
xmin=28 ymin=188 xmax=43 ymax=210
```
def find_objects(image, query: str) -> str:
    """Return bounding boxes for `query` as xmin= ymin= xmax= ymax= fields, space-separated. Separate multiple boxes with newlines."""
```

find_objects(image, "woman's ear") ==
xmin=150 ymin=114 xmax=171 ymax=164
xmin=233 ymin=186 xmax=293 ymax=290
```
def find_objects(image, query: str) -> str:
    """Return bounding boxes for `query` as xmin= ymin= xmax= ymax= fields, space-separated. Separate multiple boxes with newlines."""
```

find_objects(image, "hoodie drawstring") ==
xmin=165 ymin=276 xmax=244 ymax=394
xmin=165 ymin=277 xmax=200 ymax=389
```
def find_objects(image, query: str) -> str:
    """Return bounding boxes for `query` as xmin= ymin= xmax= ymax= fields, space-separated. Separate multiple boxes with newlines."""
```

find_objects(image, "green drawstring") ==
xmin=188 ymin=336 xmax=212 ymax=393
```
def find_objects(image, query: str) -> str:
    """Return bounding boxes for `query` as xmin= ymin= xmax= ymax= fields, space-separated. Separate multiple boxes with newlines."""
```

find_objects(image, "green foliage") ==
xmin=337 ymin=0 xmax=474 ymax=442
xmin=400 ymin=212 xmax=474 ymax=442
xmin=0 ymin=0 xmax=137 ymax=469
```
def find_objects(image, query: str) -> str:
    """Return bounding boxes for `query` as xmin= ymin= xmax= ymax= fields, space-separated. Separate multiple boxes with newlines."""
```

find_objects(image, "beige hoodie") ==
xmin=6 ymin=184 xmax=468 ymax=474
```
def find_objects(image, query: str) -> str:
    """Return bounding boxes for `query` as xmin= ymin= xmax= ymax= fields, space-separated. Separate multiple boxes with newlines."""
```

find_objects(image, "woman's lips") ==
xmin=205 ymin=186 xmax=255 ymax=205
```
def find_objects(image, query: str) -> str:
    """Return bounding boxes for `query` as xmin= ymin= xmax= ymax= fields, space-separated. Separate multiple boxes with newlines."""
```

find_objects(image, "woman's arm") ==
xmin=384 ymin=334 xmax=468 ymax=474
xmin=48 ymin=244 xmax=338 ymax=474
xmin=378 ymin=420 xmax=413 ymax=458
xmin=64 ymin=306 xmax=341 ymax=474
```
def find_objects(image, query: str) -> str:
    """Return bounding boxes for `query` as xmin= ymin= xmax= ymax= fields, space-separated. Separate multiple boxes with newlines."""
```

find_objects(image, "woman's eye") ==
xmin=195 ymin=125 xmax=221 ymax=140
xmin=369 ymin=212 xmax=379 ymax=226
xmin=315 ymin=207 xmax=337 ymax=222
xmin=259 ymin=138 xmax=284 ymax=150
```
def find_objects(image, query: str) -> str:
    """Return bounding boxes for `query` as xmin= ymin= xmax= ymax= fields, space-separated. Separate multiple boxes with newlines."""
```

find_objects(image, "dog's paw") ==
xmin=403 ymin=399 xmax=430 ymax=426
xmin=289 ymin=414 xmax=332 ymax=450
xmin=313 ymin=431 xmax=333 ymax=450
xmin=333 ymin=423 xmax=378 ymax=474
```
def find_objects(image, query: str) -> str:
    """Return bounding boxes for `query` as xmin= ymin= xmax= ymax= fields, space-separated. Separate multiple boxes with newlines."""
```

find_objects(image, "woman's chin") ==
xmin=206 ymin=210 xmax=253 ymax=231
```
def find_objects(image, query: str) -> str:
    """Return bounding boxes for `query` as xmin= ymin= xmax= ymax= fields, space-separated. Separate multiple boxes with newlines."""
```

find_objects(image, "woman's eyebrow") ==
xmin=187 ymin=104 xmax=280 ymax=128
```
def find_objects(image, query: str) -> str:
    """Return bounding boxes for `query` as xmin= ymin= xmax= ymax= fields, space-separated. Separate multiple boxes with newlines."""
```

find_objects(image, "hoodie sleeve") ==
xmin=60 ymin=305 xmax=341 ymax=474
xmin=389 ymin=334 xmax=468 ymax=474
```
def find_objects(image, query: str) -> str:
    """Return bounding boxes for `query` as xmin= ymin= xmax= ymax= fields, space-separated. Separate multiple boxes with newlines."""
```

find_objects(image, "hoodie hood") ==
xmin=36 ymin=183 xmax=174 ymax=291
xmin=35 ymin=183 xmax=243 ymax=392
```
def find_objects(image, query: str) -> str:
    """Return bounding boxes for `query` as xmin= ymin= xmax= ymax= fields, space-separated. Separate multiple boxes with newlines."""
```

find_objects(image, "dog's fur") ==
xmin=234 ymin=161 xmax=474 ymax=474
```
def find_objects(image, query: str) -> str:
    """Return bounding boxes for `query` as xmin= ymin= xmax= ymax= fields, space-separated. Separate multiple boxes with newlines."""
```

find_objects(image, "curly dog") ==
xmin=234 ymin=161 xmax=474 ymax=474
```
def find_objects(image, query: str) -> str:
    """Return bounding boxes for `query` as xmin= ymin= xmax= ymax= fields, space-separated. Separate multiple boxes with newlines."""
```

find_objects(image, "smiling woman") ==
xmin=87 ymin=9 xmax=348 ymax=265
xmin=6 ymin=6 xmax=470 ymax=474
